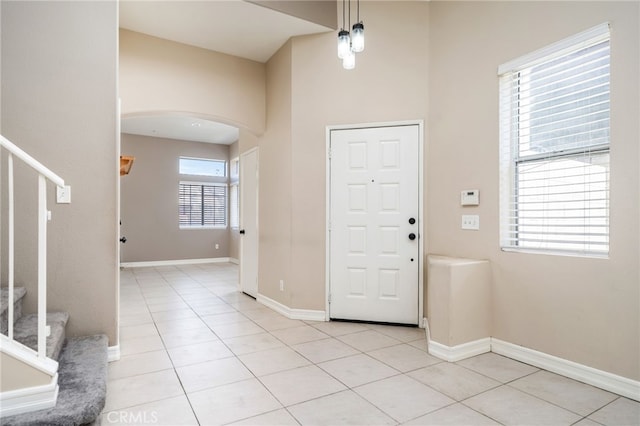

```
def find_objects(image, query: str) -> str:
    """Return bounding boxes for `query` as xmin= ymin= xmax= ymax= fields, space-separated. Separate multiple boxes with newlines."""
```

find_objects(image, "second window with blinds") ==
xmin=179 ymin=157 xmax=228 ymax=229
xmin=498 ymin=23 xmax=611 ymax=257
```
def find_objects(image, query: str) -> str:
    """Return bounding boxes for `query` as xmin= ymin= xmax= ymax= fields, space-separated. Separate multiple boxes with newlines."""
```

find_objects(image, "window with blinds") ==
xmin=499 ymin=23 xmax=610 ymax=257
xmin=179 ymin=182 xmax=227 ymax=228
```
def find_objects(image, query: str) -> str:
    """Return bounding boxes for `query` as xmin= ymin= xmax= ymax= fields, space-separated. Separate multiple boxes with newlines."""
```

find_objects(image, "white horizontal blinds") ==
xmin=179 ymin=183 xmax=227 ymax=227
xmin=499 ymin=24 xmax=610 ymax=256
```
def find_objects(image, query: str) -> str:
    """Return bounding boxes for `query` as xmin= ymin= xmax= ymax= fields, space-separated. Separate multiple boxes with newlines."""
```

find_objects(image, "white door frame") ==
xmin=325 ymin=120 xmax=425 ymax=326
xmin=240 ymin=147 xmax=259 ymax=298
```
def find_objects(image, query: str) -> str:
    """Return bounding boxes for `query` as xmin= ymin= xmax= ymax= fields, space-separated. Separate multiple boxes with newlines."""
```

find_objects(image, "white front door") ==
xmin=240 ymin=148 xmax=259 ymax=298
xmin=329 ymin=125 xmax=420 ymax=325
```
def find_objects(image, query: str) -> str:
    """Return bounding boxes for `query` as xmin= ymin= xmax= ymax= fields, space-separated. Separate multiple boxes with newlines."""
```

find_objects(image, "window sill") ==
xmin=501 ymin=247 xmax=609 ymax=260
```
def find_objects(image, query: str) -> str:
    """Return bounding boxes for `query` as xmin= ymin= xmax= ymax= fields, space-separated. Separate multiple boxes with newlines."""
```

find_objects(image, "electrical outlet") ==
xmin=215 ymin=244 xmax=219 ymax=250
xmin=279 ymin=280 xmax=284 ymax=291
xmin=462 ymin=215 xmax=480 ymax=230
xmin=56 ymin=185 xmax=71 ymax=204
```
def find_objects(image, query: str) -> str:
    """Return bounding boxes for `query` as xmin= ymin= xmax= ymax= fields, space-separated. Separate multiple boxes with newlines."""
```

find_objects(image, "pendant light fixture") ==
xmin=351 ymin=0 xmax=364 ymax=53
xmin=337 ymin=0 xmax=364 ymax=70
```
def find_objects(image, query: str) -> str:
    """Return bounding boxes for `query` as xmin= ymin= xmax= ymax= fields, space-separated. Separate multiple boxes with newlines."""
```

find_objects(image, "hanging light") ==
xmin=351 ymin=22 xmax=364 ymax=53
xmin=337 ymin=0 xmax=364 ymax=69
xmin=337 ymin=29 xmax=351 ymax=59
xmin=343 ymin=49 xmax=356 ymax=70
xmin=351 ymin=0 xmax=364 ymax=53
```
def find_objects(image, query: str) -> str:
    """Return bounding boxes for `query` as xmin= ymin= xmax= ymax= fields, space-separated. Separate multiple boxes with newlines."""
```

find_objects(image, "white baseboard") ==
xmin=120 ymin=257 xmax=232 ymax=268
xmin=108 ymin=345 xmax=120 ymax=362
xmin=491 ymin=338 xmax=640 ymax=402
xmin=428 ymin=338 xmax=492 ymax=362
xmin=229 ymin=257 xmax=239 ymax=265
xmin=257 ymin=294 xmax=326 ymax=322
xmin=0 ymin=374 xmax=59 ymax=417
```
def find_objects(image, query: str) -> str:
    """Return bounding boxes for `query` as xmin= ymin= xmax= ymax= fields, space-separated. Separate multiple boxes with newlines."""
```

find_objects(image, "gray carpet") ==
xmin=0 ymin=287 xmax=26 ymax=334
xmin=13 ymin=312 xmax=69 ymax=361
xmin=3 ymin=334 xmax=109 ymax=426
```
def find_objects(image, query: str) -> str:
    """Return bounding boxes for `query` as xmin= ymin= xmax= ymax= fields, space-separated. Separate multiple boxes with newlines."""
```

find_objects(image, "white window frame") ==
xmin=498 ymin=23 xmax=611 ymax=258
xmin=179 ymin=181 xmax=228 ymax=229
xmin=179 ymin=156 xmax=226 ymax=177
xmin=229 ymin=183 xmax=239 ymax=229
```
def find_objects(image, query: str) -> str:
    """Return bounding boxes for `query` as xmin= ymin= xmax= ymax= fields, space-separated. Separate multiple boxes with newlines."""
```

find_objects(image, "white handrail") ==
xmin=1 ymin=134 xmax=65 ymax=363
xmin=0 ymin=135 xmax=64 ymax=188
xmin=8 ymin=154 xmax=15 ymax=340
xmin=37 ymin=175 xmax=48 ymax=359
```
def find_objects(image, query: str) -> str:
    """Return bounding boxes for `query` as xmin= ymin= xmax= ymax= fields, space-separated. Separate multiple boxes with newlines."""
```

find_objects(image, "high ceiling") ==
xmin=120 ymin=0 xmax=335 ymax=144
xmin=120 ymin=0 xmax=334 ymax=63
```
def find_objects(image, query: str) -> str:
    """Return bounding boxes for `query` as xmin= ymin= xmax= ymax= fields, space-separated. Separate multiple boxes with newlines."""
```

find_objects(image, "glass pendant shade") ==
xmin=351 ymin=22 xmax=364 ymax=53
xmin=342 ymin=49 xmax=355 ymax=70
xmin=337 ymin=30 xmax=351 ymax=59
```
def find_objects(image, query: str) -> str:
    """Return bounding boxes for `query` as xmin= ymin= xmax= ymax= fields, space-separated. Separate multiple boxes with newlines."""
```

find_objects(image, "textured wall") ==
xmin=1 ymin=1 xmax=119 ymax=343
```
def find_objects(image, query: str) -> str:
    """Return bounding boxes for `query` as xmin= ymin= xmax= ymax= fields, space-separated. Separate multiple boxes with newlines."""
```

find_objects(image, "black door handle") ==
xmin=408 ymin=233 xmax=416 ymax=241
xmin=239 ymin=229 xmax=245 ymax=235
xmin=120 ymin=236 xmax=127 ymax=243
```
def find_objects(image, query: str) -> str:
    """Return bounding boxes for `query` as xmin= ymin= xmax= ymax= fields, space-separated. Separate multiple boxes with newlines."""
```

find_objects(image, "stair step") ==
xmin=13 ymin=312 xmax=70 ymax=361
xmin=2 ymin=334 xmax=108 ymax=426
xmin=0 ymin=287 xmax=27 ymax=335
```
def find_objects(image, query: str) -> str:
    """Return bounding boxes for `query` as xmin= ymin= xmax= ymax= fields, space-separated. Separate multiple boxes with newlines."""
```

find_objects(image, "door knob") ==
xmin=408 ymin=218 xmax=416 ymax=225
xmin=239 ymin=229 xmax=245 ymax=235
xmin=408 ymin=233 xmax=416 ymax=240
xmin=119 ymin=236 xmax=127 ymax=243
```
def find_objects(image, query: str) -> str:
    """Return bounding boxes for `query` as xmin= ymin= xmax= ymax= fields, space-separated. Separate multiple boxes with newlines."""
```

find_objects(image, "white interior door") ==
xmin=240 ymin=148 xmax=259 ymax=298
xmin=329 ymin=125 xmax=420 ymax=324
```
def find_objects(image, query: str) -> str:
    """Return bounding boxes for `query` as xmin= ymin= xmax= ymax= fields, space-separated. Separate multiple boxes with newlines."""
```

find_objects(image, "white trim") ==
xmin=229 ymin=257 xmax=239 ymax=265
xmin=498 ymin=22 xmax=610 ymax=74
xmin=325 ymin=120 xmax=425 ymax=324
xmin=257 ymin=294 xmax=326 ymax=322
xmin=239 ymin=147 xmax=259 ymax=298
xmin=0 ymin=335 xmax=58 ymax=376
xmin=428 ymin=338 xmax=492 ymax=362
xmin=0 ymin=373 xmax=59 ymax=417
xmin=120 ymin=257 xmax=232 ymax=268
xmin=108 ymin=345 xmax=121 ymax=362
xmin=325 ymin=126 xmax=332 ymax=321
xmin=491 ymin=338 xmax=640 ymax=402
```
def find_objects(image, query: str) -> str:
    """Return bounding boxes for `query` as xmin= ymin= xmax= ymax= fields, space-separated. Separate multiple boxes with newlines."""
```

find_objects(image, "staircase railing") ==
xmin=1 ymin=134 xmax=64 ymax=361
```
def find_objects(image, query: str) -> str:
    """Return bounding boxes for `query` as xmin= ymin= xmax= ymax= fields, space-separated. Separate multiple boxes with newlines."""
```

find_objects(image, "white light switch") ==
xmin=462 ymin=215 xmax=480 ymax=230
xmin=56 ymin=185 xmax=71 ymax=204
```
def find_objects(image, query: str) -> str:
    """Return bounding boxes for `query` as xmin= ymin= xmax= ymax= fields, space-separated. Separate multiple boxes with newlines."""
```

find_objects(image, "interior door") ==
xmin=329 ymin=125 xmax=420 ymax=325
xmin=240 ymin=148 xmax=259 ymax=298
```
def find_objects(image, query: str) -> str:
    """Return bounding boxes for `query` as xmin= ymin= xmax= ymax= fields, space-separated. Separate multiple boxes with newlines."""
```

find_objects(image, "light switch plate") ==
xmin=56 ymin=185 xmax=71 ymax=204
xmin=462 ymin=215 xmax=480 ymax=230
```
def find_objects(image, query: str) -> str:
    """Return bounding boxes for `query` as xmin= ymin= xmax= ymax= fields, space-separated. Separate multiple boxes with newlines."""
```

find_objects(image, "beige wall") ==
xmin=120 ymin=134 xmax=231 ymax=262
xmin=427 ymin=1 xmax=639 ymax=380
xmin=258 ymin=40 xmax=294 ymax=305
xmin=258 ymin=1 xmax=430 ymax=309
xmin=1 ymin=1 xmax=118 ymax=343
xmin=0 ymin=353 xmax=51 ymax=392
xmin=119 ymin=30 xmax=266 ymax=135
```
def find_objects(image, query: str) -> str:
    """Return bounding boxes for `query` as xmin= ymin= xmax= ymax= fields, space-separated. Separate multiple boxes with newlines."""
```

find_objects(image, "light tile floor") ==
xmin=103 ymin=263 xmax=640 ymax=426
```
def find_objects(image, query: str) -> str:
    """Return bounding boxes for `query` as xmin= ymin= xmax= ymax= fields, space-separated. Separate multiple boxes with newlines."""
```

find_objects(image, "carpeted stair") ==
xmin=1 ymin=287 xmax=108 ymax=425
xmin=0 ymin=286 xmax=26 ymax=335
